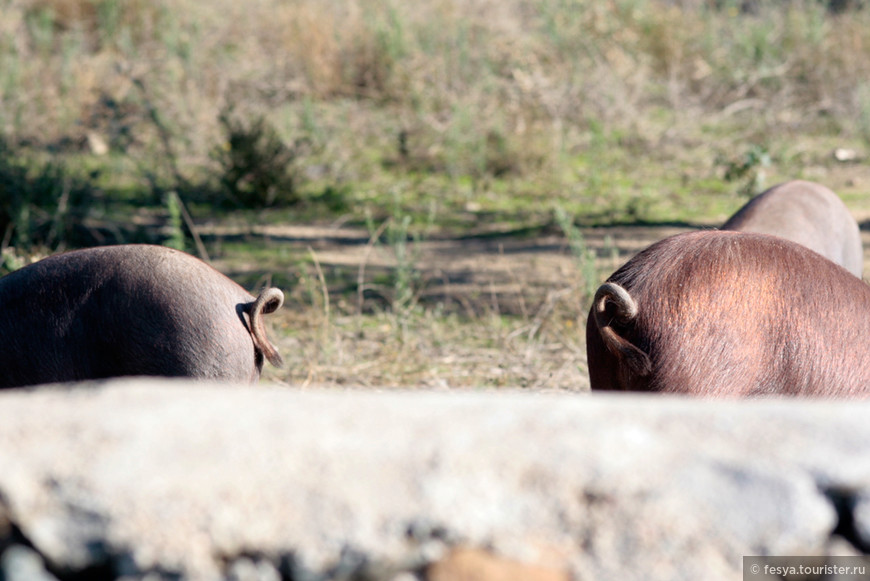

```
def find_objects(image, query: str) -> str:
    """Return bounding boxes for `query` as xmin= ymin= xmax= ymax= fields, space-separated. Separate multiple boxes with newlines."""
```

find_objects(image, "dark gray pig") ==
xmin=0 ymin=244 xmax=284 ymax=387
xmin=721 ymin=179 xmax=863 ymax=277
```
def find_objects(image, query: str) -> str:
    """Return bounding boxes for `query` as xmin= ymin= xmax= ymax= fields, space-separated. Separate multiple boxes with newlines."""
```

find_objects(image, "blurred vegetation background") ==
xmin=2 ymin=0 xmax=870 ymax=386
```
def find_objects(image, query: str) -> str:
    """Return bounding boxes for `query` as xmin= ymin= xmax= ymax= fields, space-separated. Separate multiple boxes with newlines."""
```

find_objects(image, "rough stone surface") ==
xmin=1 ymin=380 xmax=869 ymax=580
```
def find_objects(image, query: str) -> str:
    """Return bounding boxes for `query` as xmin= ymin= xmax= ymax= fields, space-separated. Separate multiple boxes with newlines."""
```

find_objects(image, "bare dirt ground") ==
xmin=230 ymin=222 xmax=698 ymax=314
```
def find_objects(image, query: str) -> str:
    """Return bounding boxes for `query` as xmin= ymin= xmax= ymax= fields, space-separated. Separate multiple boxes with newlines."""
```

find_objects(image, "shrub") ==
xmin=0 ymin=142 xmax=98 ymax=251
xmin=212 ymin=108 xmax=301 ymax=208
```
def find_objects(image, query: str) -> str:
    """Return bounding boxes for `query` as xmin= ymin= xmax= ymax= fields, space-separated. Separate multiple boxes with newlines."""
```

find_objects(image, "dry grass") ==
xmin=6 ymin=0 xmax=870 ymax=165
xmin=263 ymin=307 xmax=589 ymax=391
xmin=1 ymin=2 xmax=866 ymax=237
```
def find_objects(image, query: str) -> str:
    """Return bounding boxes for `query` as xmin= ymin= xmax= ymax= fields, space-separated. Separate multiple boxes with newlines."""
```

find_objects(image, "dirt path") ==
xmin=214 ymin=223 xmax=698 ymax=315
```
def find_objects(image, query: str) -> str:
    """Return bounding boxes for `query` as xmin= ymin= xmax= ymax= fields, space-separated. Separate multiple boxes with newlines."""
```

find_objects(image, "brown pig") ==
xmin=0 ymin=244 xmax=283 ymax=387
xmin=586 ymin=230 xmax=870 ymax=397
xmin=721 ymin=179 xmax=863 ymax=277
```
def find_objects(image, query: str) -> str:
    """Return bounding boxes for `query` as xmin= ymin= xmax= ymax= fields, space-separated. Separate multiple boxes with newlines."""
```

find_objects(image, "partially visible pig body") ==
xmin=721 ymin=179 xmax=863 ymax=277
xmin=586 ymin=230 xmax=870 ymax=397
xmin=0 ymin=244 xmax=283 ymax=388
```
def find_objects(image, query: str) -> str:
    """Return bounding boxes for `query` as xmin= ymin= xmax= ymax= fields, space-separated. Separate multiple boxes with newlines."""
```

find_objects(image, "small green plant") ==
xmin=24 ymin=5 xmax=56 ymax=55
xmin=719 ymin=144 xmax=771 ymax=198
xmin=359 ymin=199 xmax=436 ymax=341
xmin=385 ymin=213 xmax=417 ymax=318
xmin=444 ymin=105 xmax=486 ymax=180
xmin=213 ymin=108 xmax=300 ymax=208
xmin=603 ymin=234 xmax=621 ymax=269
xmin=0 ymin=247 xmax=25 ymax=276
xmin=163 ymin=191 xmax=185 ymax=251
xmin=554 ymin=205 xmax=599 ymax=301
xmin=0 ymin=144 xmax=95 ymax=251
xmin=347 ymin=4 xmax=406 ymax=98
xmin=857 ymin=82 xmax=870 ymax=148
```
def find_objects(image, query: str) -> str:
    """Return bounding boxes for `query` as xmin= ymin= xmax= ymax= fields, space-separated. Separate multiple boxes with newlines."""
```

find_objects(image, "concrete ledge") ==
xmin=0 ymin=380 xmax=868 ymax=580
